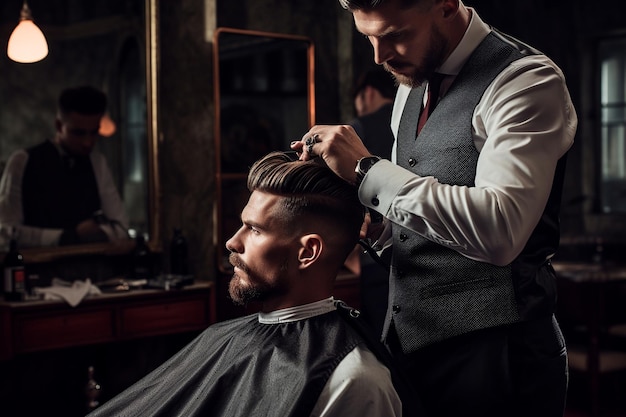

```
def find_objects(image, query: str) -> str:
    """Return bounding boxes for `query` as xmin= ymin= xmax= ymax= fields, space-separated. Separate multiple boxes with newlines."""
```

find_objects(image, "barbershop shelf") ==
xmin=552 ymin=261 xmax=626 ymax=282
xmin=0 ymin=281 xmax=215 ymax=361
xmin=16 ymin=240 xmax=138 ymax=264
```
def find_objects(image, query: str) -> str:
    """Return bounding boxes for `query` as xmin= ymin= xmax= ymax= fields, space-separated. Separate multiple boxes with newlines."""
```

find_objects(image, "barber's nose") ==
xmin=84 ymin=135 xmax=97 ymax=149
xmin=371 ymin=38 xmax=392 ymax=65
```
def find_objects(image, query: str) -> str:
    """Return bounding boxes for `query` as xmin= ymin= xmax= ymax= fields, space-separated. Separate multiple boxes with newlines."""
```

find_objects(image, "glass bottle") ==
xmin=130 ymin=233 xmax=152 ymax=281
xmin=170 ymin=228 xmax=188 ymax=276
xmin=3 ymin=236 xmax=26 ymax=301
xmin=85 ymin=366 xmax=101 ymax=412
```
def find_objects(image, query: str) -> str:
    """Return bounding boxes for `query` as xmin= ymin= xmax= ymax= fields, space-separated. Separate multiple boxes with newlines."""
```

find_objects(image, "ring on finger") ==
xmin=304 ymin=133 xmax=319 ymax=155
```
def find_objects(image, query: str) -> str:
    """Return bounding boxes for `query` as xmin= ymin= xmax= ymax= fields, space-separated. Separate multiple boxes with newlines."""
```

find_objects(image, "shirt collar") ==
xmin=438 ymin=7 xmax=491 ymax=76
xmin=50 ymin=139 xmax=67 ymax=157
xmin=258 ymin=297 xmax=336 ymax=324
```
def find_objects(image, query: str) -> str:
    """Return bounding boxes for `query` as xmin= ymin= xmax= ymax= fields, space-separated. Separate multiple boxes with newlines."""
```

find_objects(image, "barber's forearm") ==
xmin=8 ymin=224 xmax=64 ymax=248
xmin=359 ymin=159 xmax=538 ymax=266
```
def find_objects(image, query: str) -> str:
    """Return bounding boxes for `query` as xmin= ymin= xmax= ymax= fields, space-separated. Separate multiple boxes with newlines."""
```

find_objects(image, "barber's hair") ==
xmin=247 ymin=151 xmax=365 ymax=257
xmin=58 ymin=86 xmax=107 ymax=117
xmin=339 ymin=0 xmax=432 ymax=10
xmin=353 ymin=67 xmax=398 ymax=100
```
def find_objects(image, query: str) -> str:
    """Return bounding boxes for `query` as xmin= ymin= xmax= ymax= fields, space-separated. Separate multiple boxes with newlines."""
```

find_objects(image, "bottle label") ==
xmin=4 ymin=267 xmax=25 ymax=293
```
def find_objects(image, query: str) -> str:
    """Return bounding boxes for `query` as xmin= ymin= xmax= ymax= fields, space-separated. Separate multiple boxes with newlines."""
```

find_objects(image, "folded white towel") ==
xmin=34 ymin=278 xmax=102 ymax=307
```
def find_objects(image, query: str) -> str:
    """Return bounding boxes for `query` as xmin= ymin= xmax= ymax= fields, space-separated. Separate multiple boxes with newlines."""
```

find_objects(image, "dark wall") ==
xmin=158 ymin=0 xmax=216 ymax=279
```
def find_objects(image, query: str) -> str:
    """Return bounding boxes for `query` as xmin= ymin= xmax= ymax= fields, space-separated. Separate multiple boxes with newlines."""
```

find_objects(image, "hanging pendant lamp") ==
xmin=7 ymin=0 xmax=49 ymax=63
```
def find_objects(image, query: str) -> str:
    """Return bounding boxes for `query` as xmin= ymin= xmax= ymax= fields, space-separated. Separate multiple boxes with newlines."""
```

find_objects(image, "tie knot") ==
xmin=62 ymin=155 xmax=75 ymax=170
xmin=426 ymin=73 xmax=446 ymax=118
xmin=428 ymin=73 xmax=445 ymax=99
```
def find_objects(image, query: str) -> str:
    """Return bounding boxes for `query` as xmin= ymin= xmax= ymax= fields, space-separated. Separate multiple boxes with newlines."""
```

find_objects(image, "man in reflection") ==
xmin=88 ymin=151 xmax=420 ymax=417
xmin=349 ymin=68 xmax=398 ymax=337
xmin=0 ymin=85 xmax=128 ymax=248
xmin=350 ymin=67 xmax=397 ymax=160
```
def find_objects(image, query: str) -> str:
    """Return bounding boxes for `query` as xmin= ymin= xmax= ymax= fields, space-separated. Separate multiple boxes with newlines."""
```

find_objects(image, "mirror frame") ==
xmin=20 ymin=0 xmax=161 ymax=264
xmin=212 ymin=27 xmax=315 ymax=273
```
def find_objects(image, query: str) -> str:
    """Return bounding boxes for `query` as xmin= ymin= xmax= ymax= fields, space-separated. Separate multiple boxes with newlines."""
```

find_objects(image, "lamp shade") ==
xmin=7 ymin=18 xmax=48 ymax=63
xmin=99 ymin=113 xmax=117 ymax=137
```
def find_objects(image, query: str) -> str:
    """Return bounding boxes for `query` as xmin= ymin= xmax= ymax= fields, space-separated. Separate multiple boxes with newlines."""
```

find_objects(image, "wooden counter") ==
xmin=0 ymin=281 xmax=215 ymax=361
xmin=552 ymin=261 xmax=626 ymax=417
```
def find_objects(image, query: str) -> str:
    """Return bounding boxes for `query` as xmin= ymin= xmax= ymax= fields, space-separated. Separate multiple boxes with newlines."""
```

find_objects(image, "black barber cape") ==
xmin=88 ymin=302 xmax=421 ymax=417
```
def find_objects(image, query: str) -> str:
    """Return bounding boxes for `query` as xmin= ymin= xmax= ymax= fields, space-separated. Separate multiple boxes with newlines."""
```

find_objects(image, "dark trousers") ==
xmin=386 ymin=315 xmax=568 ymax=417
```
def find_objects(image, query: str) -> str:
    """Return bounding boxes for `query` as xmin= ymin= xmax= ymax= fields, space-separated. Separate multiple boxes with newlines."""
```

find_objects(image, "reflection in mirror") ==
xmin=214 ymin=28 xmax=315 ymax=272
xmin=0 ymin=0 xmax=159 ymax=260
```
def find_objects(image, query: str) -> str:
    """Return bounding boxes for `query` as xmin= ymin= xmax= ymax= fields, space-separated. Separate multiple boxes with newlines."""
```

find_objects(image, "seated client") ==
xmin=88 ymin=151 xmax=420 ymax=417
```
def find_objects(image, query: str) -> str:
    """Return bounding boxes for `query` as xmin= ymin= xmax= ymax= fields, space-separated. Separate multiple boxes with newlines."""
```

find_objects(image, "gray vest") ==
xmin=386 ymin=31 xmax=566 ymax=352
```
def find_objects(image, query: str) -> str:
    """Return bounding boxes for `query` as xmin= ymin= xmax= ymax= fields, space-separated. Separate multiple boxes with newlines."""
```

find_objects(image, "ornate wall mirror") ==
xmin=213 ymin=28 xmax=315 ymax=272
xmin=0 ymin=0 xmax=159 ymax=262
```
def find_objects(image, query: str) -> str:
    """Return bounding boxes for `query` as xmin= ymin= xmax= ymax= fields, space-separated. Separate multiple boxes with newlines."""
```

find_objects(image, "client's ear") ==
xmin=298 ymin=234 xmax=323 ymax=269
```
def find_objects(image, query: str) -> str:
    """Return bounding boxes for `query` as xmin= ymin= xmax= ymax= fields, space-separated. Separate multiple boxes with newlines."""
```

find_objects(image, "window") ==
xmin=599 ymin=37 xmax=626 ymax=213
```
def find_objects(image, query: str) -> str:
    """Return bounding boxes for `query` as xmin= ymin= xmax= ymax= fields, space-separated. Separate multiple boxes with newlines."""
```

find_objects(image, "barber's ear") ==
xmin=364 ymin=85 xmax=376 ymax=100
xmin=298 ymin=234 xmax=322 ymax=269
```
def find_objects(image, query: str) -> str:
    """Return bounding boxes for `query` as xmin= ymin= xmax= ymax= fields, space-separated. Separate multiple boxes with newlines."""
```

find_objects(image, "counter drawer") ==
xmin=15 ymin=310 xmax=114 ymax=353
xmin=120 ymin=299 xmax=207 ymax=337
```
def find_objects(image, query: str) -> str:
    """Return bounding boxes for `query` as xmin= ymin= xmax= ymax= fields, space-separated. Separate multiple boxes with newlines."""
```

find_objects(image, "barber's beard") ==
xmin=384 ymin=25 xmax=448 ymax=88
xmin=228 ymin=253 xmax=289 ymax=306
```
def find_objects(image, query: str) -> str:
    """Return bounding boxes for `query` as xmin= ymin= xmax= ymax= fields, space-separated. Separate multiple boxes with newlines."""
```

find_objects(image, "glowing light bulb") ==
xmin=7 ymin=2 xmax=48 ymax=64
xmin=99 ymin=113 xmax=117 ymax=137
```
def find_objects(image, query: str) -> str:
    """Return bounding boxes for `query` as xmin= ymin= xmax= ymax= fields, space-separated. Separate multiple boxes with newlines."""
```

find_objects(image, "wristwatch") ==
xmin=354 ymin=156 xmax=381 ymax=186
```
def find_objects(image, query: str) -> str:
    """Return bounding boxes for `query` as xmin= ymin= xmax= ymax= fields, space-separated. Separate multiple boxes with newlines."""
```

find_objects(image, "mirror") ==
xmin=213 ymin=28 xmax=315 ymax=272
xmin=0 ymin=0 xmax=159 ymax=262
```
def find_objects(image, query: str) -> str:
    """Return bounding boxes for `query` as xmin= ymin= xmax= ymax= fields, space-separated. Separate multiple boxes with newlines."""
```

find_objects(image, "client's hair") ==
xmin=247 ymin=151 xmax=365 ymax=259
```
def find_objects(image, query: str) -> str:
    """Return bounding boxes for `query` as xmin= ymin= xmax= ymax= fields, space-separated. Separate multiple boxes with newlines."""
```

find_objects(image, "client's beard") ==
xmin=228 ymin=253 xmax=288 ymax=306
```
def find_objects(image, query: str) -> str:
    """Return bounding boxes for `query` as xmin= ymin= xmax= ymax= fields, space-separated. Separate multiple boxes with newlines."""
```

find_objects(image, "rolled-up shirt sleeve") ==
xmin=91 ymin=151 xmax=129 ymax=240
xmin=0 ymin=150 xmax=63 ymax=248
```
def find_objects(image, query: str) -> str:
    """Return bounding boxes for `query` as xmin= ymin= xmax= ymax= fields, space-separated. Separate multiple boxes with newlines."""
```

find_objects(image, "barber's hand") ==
xmin=75 ymin=219 xmax=108 ymax=243
xmin=291 ymin=125 xmax=371 ymax=184
xmin=360 ymin=211 xmax=385 ymax=241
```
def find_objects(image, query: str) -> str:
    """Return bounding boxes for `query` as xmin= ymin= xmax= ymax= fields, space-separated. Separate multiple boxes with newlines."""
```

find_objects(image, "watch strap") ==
xmin=355 ymin=156 xmax=381 ymax=187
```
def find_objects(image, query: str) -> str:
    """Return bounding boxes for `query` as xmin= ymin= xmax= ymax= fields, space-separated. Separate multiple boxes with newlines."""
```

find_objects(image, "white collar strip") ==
xmin=258 ymin=297 xmax=336 ymax=324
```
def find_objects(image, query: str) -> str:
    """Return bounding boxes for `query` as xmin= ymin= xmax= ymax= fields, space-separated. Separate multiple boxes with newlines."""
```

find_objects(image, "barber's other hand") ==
xmin=75 ymin=219 xmax=109 ymax=243
xmin=360 ymin=211 xmax=385 ymax=242
xmin=291 ymin=124 xmax=371 ymax=184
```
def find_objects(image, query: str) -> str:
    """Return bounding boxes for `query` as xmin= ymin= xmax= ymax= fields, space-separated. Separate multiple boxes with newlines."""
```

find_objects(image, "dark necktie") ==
xmin=62 ymin=155 xmax=75 ymax=170
xmin=417 ymin=73 xmax=445 ymax=135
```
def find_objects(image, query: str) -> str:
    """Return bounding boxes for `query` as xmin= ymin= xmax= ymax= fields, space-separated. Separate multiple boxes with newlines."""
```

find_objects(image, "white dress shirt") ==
xmin=259 ymin=298 xmax=402 ymax=417
xmin=0 ymin=143 xmax=129 ymax=248
xmin=359 ymin=7 xmax=577 ymax=266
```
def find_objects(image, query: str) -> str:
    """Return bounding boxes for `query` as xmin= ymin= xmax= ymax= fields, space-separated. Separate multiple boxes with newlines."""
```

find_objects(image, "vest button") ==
xmin=392 ymin=305 xmax=401 ymax=314
xmin=408 ymin=158 xmax=416 ymax=167
xmin=399 ymin=233 xmax=408 ymax=242
xmin=371 ymin=197 xmax=379 ymax=206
